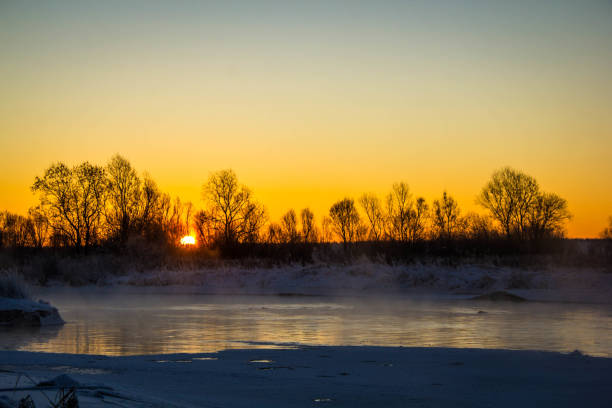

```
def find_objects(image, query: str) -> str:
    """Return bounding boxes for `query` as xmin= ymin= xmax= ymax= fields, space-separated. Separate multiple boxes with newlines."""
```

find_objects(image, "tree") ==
xmin=0 ymin=211 xmax=33 ymax=248
xmin=385 ymin=182 xmax=413 ymax=242
xmin=478 ymin=167 xmax=539 ymax=238
xmin=32 ymin=162 xmax=107 ymax=250
xmin=28 ymin=206 xmax=49 ymax=248
xmin=320 ymin=216 xmax=334 ymax=243
xmin=202 ymin=169 xmax=266 ymax=246
xmin=105 ymin=154 xmax=141 ymax=244
xmin=329 ymin=198 xmax=360 ymax=245
xmin=408 ymin=197 xmax=429 ymax=242
xmin=359 ymin=193 xmax=385 ymax=241
xmin=280 ymin=209 xmax=300 ymax=243
xmin=137 ymin=174 xmax=164 ymax=240
xmin=240 ymin=201 xmax=267 ymax=243
xmin=266 ymin=222 xmax=284 ymax=244
xmin=462 ymin=212 xmax=497 ymax=240
xmin=526 ymin=192 xmax=571 ymax=239
xmin=432 ymin=191 xmax=461 ymax=240
xmin=300 ymin=208 xmax=318 ymax=243
xmin=74 ymin=162 xmax=107 ymax=249
xmin=601 ymin=217 xmax=612 ymax=240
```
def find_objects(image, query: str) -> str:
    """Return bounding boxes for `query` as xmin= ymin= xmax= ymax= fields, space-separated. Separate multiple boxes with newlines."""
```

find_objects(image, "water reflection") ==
xmin=1 ymin=289 xmax=611 ymax=357
xmin=0 ymin=324 xmax=62 ymax=351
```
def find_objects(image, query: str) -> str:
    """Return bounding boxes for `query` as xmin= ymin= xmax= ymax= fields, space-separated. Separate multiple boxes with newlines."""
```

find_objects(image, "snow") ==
xmin=0 ymin=298 xmax=64 ymax=326
xmin=101 ymin=261 xmax=612 ymax=304
xmin=0 ymin=346 xmax=611 ymax=407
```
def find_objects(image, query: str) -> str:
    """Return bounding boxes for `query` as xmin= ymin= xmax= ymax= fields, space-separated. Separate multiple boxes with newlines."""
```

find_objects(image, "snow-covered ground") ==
xmin=0 ymin=297 xmax=64 ymax=326
xmin=106 ymin=262 xmax=612 ymax=303
xmin=1 ymin=346 xmax=610 ymax=407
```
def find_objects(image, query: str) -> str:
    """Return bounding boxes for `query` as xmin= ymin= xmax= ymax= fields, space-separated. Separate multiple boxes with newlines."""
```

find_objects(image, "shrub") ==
xmin=0 ymin=271 xmax=30 ymax=299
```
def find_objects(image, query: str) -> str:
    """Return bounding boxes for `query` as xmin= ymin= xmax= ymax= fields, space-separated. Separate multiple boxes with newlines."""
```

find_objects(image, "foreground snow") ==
xmin=0 ymin=346 xmax=610 ymax=407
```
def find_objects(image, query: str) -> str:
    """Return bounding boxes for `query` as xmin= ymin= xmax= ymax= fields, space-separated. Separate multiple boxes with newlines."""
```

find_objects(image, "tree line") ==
xmin=0 ymin=154 xmax=598 ymax=254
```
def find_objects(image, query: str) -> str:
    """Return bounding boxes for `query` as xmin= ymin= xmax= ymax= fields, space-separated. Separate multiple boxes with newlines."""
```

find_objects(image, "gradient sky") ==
xmin=1 ymin=0 xmax=611 ymax=237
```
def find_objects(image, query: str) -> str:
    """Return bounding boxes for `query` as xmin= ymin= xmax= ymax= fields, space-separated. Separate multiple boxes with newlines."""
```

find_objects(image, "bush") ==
xmin=0 ymin=271 xmax=30 ymax=299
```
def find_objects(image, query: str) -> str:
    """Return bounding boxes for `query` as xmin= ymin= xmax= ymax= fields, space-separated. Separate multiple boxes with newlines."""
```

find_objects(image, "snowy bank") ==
xmin=0 ymin=346 xmax=611 ymax=407
xmin=104 ymin=262 xmax=612 ymax=303
xmin=0 ymin=297 xmax=64 ymax=326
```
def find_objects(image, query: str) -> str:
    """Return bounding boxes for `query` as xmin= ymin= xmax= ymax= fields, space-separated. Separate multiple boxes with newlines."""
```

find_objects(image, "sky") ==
xmin=1 ymin=0 xmax=611 ymax=237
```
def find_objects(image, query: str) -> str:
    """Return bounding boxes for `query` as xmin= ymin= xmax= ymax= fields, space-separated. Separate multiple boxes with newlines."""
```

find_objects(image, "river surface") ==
xmin=1 ymin=287 xmax=611 ymax=357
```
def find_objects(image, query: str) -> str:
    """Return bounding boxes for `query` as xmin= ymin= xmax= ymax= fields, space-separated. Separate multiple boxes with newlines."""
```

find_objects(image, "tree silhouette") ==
xmin=329 ymin=198 xmax=360 ymax=245
xmin=320 ymin=216 xmax=334 ymax=243
xmin=601 ymin=217 xmax=612 ymax=240
xmin=105 ymin=154 xmax=141 ymax=244
xmin=28 ymin=206 xmax=49 ymax=248
xmin=408 ymin=197 xmax=429 ymax=242
xmin=32 ymin=162 xmax=107 ymax=251
xmin=201 ymin=169 xmax=266 ymax=246
xmin=478 ymin=167 xmax=539 ymax=238
xmin=478 ymin=167 xmax=571 ymax=240
xmin=526 ymin=192 xmax=571 ymax=239
xmin=385 ymin=182 xmax=413 ymax=242
xmin=0 ymin=211 xmax=33 ymax=248
xmin=432 ymin=191 xmax=461 ymax=240
xmin=359 ymin=193 xmax=384 ymax=241
xmin=266 ymin=222 xmax=284 ymax=244
xmin=280 ymin=209 xmax=299 ymax=243
xmin=300 ymin=208 xmax=318 ymax=243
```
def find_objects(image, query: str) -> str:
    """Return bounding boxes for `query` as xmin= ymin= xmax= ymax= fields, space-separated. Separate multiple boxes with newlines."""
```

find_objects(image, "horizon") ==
xmin=2 ymin=1 xmax=611 ymax=238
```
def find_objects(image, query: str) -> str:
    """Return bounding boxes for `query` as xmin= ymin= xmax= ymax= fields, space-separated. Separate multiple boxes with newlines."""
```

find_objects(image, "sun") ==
xmin=180 ymin=235 xmax=196 ymax=246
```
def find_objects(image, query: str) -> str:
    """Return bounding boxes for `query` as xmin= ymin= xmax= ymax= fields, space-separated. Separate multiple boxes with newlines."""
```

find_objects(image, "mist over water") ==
xmin=2 ymin=287 xmax=611 ymax=357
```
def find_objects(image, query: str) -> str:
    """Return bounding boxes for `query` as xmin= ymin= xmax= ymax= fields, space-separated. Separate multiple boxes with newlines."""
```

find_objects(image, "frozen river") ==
xmin=2 ymin=287 xmax=611 ymax=357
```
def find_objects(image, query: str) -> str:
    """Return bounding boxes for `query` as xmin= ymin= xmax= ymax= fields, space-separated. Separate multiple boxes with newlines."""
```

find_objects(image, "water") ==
xmin=2 ymin=288 xmax=611 ymax=357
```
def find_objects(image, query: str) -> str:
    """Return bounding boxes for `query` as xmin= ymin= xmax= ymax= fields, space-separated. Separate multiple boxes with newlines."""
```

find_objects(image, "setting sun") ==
xmin=180 ymin=235 xmax=196 ymax=246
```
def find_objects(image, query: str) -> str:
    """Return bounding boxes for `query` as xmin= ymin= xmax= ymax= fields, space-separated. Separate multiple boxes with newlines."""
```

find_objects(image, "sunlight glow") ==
xmin=180 ymin=235 xmax=196 ymax=246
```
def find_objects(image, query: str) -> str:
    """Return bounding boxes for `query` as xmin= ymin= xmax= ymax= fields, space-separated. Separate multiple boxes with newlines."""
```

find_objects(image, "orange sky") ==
xmin=1 ymin=1 xmax=611 ymax=237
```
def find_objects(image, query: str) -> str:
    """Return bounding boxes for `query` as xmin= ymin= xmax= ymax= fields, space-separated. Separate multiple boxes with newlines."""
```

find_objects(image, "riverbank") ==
xmin=1 ymin=346 xmax=611 ymax=407
xmin=28 ymin=262 xmax=612 ymax=304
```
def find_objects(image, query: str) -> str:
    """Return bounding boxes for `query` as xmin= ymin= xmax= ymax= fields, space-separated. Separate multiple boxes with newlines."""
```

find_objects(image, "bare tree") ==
xmin=478 ymin=167 xmax=539 ymax=238
xmin=280 ymin=209 xmax=299 ymax=243
xmin=408 ymin=197 xmax=429 ymax=242
xmin=526 ymin=192 xmax=571 ymax=239
xmin=202 ymin=169 xmax=266 ymax=246
xmin=320 ymin=216 xmax=334 ymax=243
xmin=329 ymin=198 xmax=360 ymax=245
xmin=32 ymin=162 xmax=107 ymax=250
xmin=240 ymin=201 xmax=267 ymax=243
xmin=359 ymin=193 xmax=384 ymax=241
xmin=300 ymin=208 xmax=318 ymax=243
xmin=138 ymin=174 xmax=163 ymax=238
xmin=462 ymin=212 xmax=497 ymax=240
xmin=601 ymin=217 xmax=612 ymax=240
xmin=266 ymin=222 xmax=284 ymax=244
xmin=28 ymin=206 xmax=49 ymax=248
xmin=0 ymin=211 xmax=33 ymax=248
xmin=166 ymin=197 xmax=185 ymax=245
xmin=385 ymin=182 xmax=413 ymax=242
xmin=194 ymin=210 xmax=216 ymax=246
xmin=105 ymin=154 xmax=141 ymax=244
xmin=432 ymin=191 xmax=461 ymax=240
xmin=74 ymin=162 xmax=107 ymax=250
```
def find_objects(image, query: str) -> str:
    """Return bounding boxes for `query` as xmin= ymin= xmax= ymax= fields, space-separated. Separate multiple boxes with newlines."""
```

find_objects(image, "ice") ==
xmin=0 ymin=346 xmax=610 ymax=407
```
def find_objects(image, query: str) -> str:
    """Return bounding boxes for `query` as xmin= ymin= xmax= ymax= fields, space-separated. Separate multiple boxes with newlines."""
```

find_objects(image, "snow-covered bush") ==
xmin=0 ymin=270 xmax=30 ymax=299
